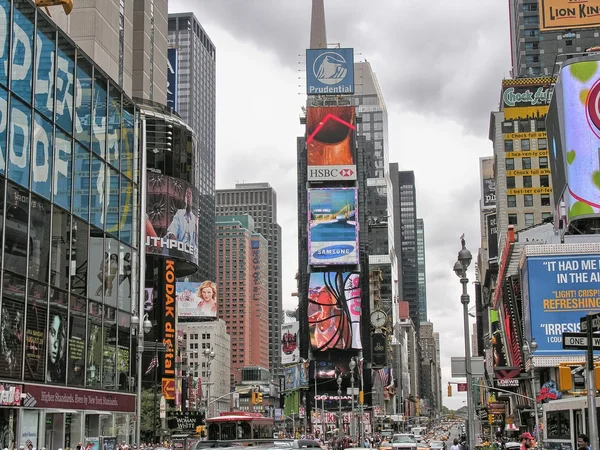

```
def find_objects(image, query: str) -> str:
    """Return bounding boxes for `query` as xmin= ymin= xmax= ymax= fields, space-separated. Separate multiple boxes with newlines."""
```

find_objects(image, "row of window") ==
xmin=506 ymin=156 xmax=548 ymax=170
xmin=507 ymin=193 xmax=551 ymax=208
xmin=508 ymin=212 xmax=552 ymax=227
xmin=505 ymin=138 xmax=547 ymax=151
xmin=506 ymin=175 xmax=550 ymax=188
xmin=502 ymin=120 xmax=545 ymax=133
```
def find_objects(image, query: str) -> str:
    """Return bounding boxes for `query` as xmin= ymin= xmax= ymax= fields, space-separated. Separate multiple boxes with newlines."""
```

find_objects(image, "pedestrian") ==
xmin=451 ymin=439 xmax=461 ymax=450
xmin=577 ymin=434 xmax=591 ymax=450
xmin=519 ymin=432 xmax=534 ymax=450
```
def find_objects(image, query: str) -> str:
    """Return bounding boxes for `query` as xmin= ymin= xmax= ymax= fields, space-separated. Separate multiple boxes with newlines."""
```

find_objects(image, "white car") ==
xmin=391 ymin=434 xmax=418 ymax=450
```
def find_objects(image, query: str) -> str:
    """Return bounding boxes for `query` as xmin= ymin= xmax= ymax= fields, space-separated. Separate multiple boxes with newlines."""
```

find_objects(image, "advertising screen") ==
xmin=87 ymin=237 xmax=120 ymax=307
xmin=306 ymin=106 xmax=356 ymax=181
xmin=553 ymin=59 xmax=600 ymax=222
xmin=314 ymin=356 xmax=354 ymax=379
xmin=281 ymin=321 xmax=300 ymax=365
xmin=306 ymin=48 xmax=354 ymax=95
xmin=167 ymin=48 xmax=178 ymax=111
xmin=176 ymin=281 xmax=218 ymax=318
xmin=308 ymin=188 xmax=358 ymax=265
xmin=308 ymin=272 xmax=361 ymax=351
xmin=539 ymin=0 xmax=600 ymax=31
xmin=480 ymin=157 xmax=496 ymax=210
xmin=283 ymin=363 xmax=309 ymax=391
xmin=486 ymin=213 xmax=498 ymax=260
xmin=161 ymin=259 xmax=176 ymax=399
xmin=547 ymin=95 xmax=566 ymax=207
xmin=146 ymin=172 xmax=199 ymax=267
xmin=501 ymin=78 xmax=554 ymax=121
xmin=523 ymin=254 xmax=600 ymax=355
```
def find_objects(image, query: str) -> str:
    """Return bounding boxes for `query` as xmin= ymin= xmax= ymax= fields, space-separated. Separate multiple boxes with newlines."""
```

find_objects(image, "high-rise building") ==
xmin=508 ymin=0 xmax=600 ymax=78
xmin=416 ymin=218 xmax=427 ymax=322
xmin=51 ymin=0 xmax=168 ymax=103
xmin=215 ymin=184 xmax=282 ymax=376
xmin=215 ymin=215 xmax=269 ymax=384
xmin=419 ymin=322 xmax=440 ymax=417
xmin=168 ymin=13 xmax=217 ymax=282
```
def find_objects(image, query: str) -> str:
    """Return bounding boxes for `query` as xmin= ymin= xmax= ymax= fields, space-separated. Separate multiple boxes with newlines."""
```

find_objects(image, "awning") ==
xmin=45 ymin=409 xmax=79 ymax=414
xmin=83 ymin=410 xmax=113 ymax=415
xmin=505 ymin=424 xmax=519 ymax=431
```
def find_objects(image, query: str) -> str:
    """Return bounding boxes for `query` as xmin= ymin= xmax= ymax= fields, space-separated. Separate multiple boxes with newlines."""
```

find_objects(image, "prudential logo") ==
xmin=306 ymin=48 xmax=355 ymax=95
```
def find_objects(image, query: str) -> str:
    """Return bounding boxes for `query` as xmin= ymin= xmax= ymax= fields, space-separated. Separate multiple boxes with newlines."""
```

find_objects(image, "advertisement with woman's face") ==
xmin=46 ymin=311 xmax=67 ymax=383
xmin=176 ymin=281 xmax=217 ymax=318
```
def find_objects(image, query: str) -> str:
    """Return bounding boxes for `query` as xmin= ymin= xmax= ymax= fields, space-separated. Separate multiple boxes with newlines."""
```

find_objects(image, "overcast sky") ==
xmin=169 ymin=0 xmax=511 ymax=411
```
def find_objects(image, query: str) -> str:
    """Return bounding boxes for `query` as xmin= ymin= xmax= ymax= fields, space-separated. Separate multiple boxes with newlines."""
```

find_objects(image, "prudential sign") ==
xmin=306 ymin=48 xmax=355 ymax=95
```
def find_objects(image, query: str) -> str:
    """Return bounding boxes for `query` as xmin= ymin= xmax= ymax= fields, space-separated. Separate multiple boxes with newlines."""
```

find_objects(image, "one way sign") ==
xmin=562 ymin=332 xmax=600 ymax=350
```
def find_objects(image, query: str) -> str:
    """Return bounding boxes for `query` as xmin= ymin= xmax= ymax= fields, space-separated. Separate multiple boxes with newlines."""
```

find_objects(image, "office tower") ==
xmin=168 ymin=13 xmax=217 ymax=282
xmin=419 ymin=322 xmax=440 ymax=417
xmin=50 ymin=0 xmax=168 ymax=103
xmin=416 ymin=218 xmax=427 ymax=323
xmin=215 ymin=215 xmax=269 ymax=384
xmin=215 ymin=184 xmax=282 ymax=376
xmin=508 ymin=0 xmax=600 ymax=78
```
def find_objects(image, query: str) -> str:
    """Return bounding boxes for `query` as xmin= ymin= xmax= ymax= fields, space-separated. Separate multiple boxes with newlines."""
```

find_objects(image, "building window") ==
xmin=524 ymin=194 xmax=534 ymax=207
xmin=539 ymin=156 xmax=548 ymax=168
xmin=523 ymin=176 xmax=533 ymax=188
xmin=525 ymin=213 xmax=535 ymax=227
xmin=521 ymin=139 xmax=531 ymax=150
xmin=505 ymin=140 xmax=514 ymax=152
xmin=508 ymin=195 xmax=517 ymax=207
xmin=536 ymin=120 xmax=546 ymax=131
xmin=542 ymin=212 xmax=552 ymax=221
xmin=566 ymin=40 xmax=573 ymax=47
xmin=519 ymin=120 xmax=531 ymax=132
xmin=507 ymin=176 xmax=516 ymax=189
xmin=538 ymin=138 xmax=547 ymax=150
xmin=541 ymin=194 xmax=551 ymax=206
xmin=508 ymin=214 xmax=518 ymax=225
xmin=540 ymin=175 xmax=550 ymax=187
xmin=502 ymin=121 xmax=514 ymax=133
xmin=522 ymin=157 xmax=532 ymax=169
xmin=506 ymin=158 xmax=515 ymax=170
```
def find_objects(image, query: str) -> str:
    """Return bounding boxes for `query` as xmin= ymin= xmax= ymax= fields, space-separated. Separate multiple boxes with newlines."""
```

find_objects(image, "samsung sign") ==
xmin=306 ymin=48 xmax=354 ymax=95
xmin=308 ymin=165 xmax=356 ymax=181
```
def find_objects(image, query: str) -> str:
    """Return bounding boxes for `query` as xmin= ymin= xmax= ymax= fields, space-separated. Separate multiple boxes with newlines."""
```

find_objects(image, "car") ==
xmin=391 ymin=434 xmax=418 ymax=450
xmin=429 ymin=441 xmax=446 ymax=450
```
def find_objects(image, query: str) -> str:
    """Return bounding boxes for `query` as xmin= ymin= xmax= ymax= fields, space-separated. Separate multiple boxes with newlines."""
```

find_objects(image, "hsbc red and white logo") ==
xmin=308 ymin=165 xmax=357 ymax=181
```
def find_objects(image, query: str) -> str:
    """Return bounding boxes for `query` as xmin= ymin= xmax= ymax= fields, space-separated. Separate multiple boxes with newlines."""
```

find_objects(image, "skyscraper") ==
xmin=215 ymin=183 xmax=282 ymax=376
xmin=168 ymin=13 xmax=217 ymax=282
xmin=416 ymin=218 xmax=427 ymax=323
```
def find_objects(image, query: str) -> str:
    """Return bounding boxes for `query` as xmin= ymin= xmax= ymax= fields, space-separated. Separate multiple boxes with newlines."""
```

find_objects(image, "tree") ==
xmin=140 ymin=387 xmax=161 ymax=443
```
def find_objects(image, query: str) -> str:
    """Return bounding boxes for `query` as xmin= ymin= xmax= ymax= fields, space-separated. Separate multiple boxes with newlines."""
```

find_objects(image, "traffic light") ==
xmin=359 ymin=391 xmax=364 ymax=404
xmin=447 ymin=384 xmax=452 ymax=397
xmin=488 ymin=414 xmax=494 ymax=425
xmin=558 ymin=365 xmax=573 ymax=391
xmin=256 ymin=393 xmax=263 ymax=404
xmin=251 ymin=392 xmax=257 ymax=404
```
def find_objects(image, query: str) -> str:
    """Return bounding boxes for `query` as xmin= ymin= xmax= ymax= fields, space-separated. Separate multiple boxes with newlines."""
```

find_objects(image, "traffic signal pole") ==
xmin=586 ymin=315 xmax=599 ymax=450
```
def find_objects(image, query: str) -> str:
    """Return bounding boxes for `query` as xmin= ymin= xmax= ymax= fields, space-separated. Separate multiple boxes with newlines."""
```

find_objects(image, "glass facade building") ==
xmin=0 ymin=0 xmax=140 ymax=446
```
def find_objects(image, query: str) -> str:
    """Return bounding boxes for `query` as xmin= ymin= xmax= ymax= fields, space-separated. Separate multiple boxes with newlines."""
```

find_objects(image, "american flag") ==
xmin=377 ymin=368 xmax=389 ymax=386
xmin=145 ymin=355 xmax=159 ymax=375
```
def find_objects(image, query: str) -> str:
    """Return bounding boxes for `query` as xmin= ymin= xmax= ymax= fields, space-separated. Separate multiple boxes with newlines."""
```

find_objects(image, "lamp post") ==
xmin=453 ymin=236 xmax=475 ymax=450
xmin=337 ymin=374 xmax=343 ymax=438
xmin=522 ymin=339 xmax=540 ymax=446
xmin=131 ymin=311 xmax=152 ymax=445
xmin=203 ymin=347 xmax=216 ymax=418
xmin=349 ymin=358 xmax=356 ymax=443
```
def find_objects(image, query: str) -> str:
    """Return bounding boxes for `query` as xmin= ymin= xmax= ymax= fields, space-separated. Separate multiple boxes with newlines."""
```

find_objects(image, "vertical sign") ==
xmin=486 ymin=213 xmax=498 ymax=260
xmin=162 ymin=259 xmax=176 ymax=399
xmin=167 ymin=48 xmax=178 ymax=111
xmin=480 ymin=157 xmax=496 ymax=210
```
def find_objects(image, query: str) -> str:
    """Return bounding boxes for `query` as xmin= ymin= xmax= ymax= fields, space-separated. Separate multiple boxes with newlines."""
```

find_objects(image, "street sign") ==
xmin=457 ymin=383 xmax=467 ymax=392
xmin=580 ymin=313 xmax=600 ymax=332
xmin=562 ymin=332 xmax=600 ymax=350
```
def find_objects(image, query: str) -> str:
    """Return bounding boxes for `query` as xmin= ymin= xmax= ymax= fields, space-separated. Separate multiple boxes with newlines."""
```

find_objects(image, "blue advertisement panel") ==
xmin=308 ymin=188 xmax=358 ymax=265
xmin=167 ymin=48 xmax=178 ymax=111
xmin=306 ymin=48 xmax=354 ymax=95
xmin=524 ymin=254 xmax=600 ymax=355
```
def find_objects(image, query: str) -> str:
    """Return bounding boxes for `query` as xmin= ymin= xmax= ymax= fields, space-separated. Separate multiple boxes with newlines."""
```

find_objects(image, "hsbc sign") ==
xmin=308 ymin=165 xmax=357 ymax=181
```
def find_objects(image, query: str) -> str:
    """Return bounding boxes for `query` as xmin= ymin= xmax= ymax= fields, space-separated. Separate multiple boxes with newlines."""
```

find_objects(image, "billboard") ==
xmin=308 ymin=188 xmax=358 ymax=265
xmin=87 ymin=237 xmax=120 ymax=307
xmin=486 ymin=213 xmax=498 ymax=260
xmin=522 ymin=254 xmax=600 ymax=355
xmin=501 ymin=78 xmax=554 ymax=120
xmin=371 ymin=333 xmax=387 ymax=368
xmin=547 ymin=92 xmax=567 ymax=207
xmin=480 ymin=157 xmax=496 ymax=210
xmin=539 ymin=0 xmax=600 ymax=31
xmin=306 ymin=48 xmax=354 ymax=95
xmin=283 ymin=362 xmax=310 ymax=391
xmin=176 ymin=281 xmax=218 ymax=318
xmin=146 ymin=172 xmax=199 ymax=267
xmin=167 ymin=48 xmax=178 ymax=111
xmin=306 ymin=106 xmax=356 ymax=181
xmin=314 ymin=356 xmax=354 ymax=379
xmin=281 ymin=322 xmax=300 ymax=365
xmin=308 ymin=272 xmax=361 ymax=351
xmin=551 ymin=59 xmax=600 ymax=222
xmin=161 ymin=259 xmax=176 ymax=398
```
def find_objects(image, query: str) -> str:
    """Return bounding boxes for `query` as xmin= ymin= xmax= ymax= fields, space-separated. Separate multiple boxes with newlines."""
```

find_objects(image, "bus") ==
xmin=206 ymin=412 xmax=275 ymax=442
xmin=542 ymin=396 xmax=600 ymax=450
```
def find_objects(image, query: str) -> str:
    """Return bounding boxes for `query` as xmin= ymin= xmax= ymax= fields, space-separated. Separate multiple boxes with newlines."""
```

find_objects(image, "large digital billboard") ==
xmin=306 ymin=48 xmax=354 ymax=95
xmin=281 ymin=321 xmax=300 ymax=365
xmin=480 ymin=157 xmax=495 ymax=210
xmin=539 ymin=0 xmax=600 ymax=31
xmin=167 ymin=48 xmax=178 ymax=111
xmin=522 ymin=254 xmax=600 ymax=355
xmin=161 ymin=259 xmax=176 ymax=399
xmin=551 ymin=58 xmax=600 ymax=222
xmin=546 ymin=95 xmax=566 ymax=208
xmin=146 ymin=172 xmax=199 ymax=268
xmin=176 ymin=281 xmax=218 ymax=318
xmin=501 ymin=78 xmax=554 ymax=121
xmin=306 ymin=106 xmax=356 ymax=181
xmin=308 ymin=272 xmax=361 ymax=351
xmin=308 ymin=188 xmax=358 ymax=265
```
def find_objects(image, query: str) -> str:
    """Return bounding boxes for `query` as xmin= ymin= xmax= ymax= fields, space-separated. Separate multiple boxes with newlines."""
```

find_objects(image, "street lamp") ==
xmin=522 ymin=339 xmax=540 ymax=446
xmin=453 ymin=236 xmax=475 ymax=450
xmin=349 ymin=358 xmax=356 ymax=443
xmin=203 ymin=347 xmax=216 ymax=417
xmin=337 ymin=374 xmax=343 ymax=438
xmin=131 ymin=311 xmax=152 ymax=446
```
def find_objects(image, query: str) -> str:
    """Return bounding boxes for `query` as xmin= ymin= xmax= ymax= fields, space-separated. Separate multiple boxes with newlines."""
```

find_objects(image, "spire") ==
xmin=310 ymin=0 xmax=327 ymax=49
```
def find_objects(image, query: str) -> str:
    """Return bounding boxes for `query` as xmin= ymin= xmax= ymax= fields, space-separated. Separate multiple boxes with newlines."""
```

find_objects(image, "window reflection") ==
xmin=8 ymin=96 xmax=31 ymax=188
xmin=24 ymin=280 xmax=47 ymax=381
xmin=75 ymin=56 xmax=93 ymax=148
xmin=54 ymin=131 xmax=72 ymax=210
xmin=31 ymin=114 xmax=53 ymax=199
xmin=68 ymin=295 xmax=86 ymax=386
xmin=34 ymin=15 xmax=56 ymax=121
xmin=5 ymin=182 xmax=29 ymax=274
xmin=103 ymin=306 xmax=117 ymax=390
xmin=50 ymin=207 xmax=70 ymax=290
xmin=11 ymin=0 xmax=35 ymax=104
xmin=92 ymin=74 xmax=107 ymax=158
xmin=0 ymin=0 xmax=10 ymax=87
xmin=28 ymin=195 xmax=51 ymax=283
xmin=70 ymin=218 xmax=89 ymax=297
xmin=73 ymin=143 xmax=90 ymax=220
xmin=56 ymin=35 xmax=75 ymax=133
xmin=87 ymin=301 xmax=103 ymax=388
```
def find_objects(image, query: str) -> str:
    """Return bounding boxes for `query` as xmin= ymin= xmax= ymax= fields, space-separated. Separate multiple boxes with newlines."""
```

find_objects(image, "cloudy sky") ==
xmin=169 ymin=0 xmax=511 ymax=411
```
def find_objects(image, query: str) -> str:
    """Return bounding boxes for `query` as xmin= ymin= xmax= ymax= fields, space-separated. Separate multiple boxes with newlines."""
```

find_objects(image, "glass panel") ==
xmin=107 ymin=84 xmax=121 ymax=168
xmin=24 ymin=280 xmax=47 ymax=382
xmin=8 ymin=96 xmax=31 ymax=188
xmin=31 ymin=113 xmax=53 ymax=199
xmin=0 ymin=297 xmax=24 ymax=379
xmin=90 ymin=156 xmax=105 ymax=228
xmin=0 ymin=86 xmax=8 ymax=176
xmin=106 ymin=167 xmax=119 ymax=237
xmin=87 ymin=301 xmax=103 ymax=388
xmin=50 ymin=207 xmax=70 ymax=290
xmin=55 ymin=35 xmax=75 ymax=134
xmin=54 ymin=130 xmax=72 ymax=210
xmin=102 ymin=306 xmax=117 ymax=390
xmin=0 ymin=0 xmax=10 ymax=87
xmin=117 ymin=312 xmax=130 ymax=391
xmin=0 ymin=179 xmax=4 ymax=271
xmin=34 ymin=14 xmax=56 ymax=121
xmin=104 ymin=237 xmax=119 ymax=307
xmin=118 ymin=243 xmax=132 ymax=312
xmin=28 ymin=196 xmax=51 ymax=283
xmin=47 ymin=307 xmax=67 ymax=383
xmin=120 ymin=176 xmax=132 ymax=245
xmin=68 ymin=295 xmax=86 ymax=386
xmin=70 ymin=218 xmax=89 ymax=297
xmin=11 ymin=0 xmax=35 ymax=104
xmin=121 ymin=99 xmax=134 ymax=179
xmin=92 ymin=74 xmax=107 ymax=158
xmin=73 ymin=143 xmax=90 ymax=220
xmin=4 ymin=182 xmax=29 ymax=274
xmin=75 ymin=56 xmax=92 ymax=148
xmin=88 ymin=232 xmax=104 ymax=303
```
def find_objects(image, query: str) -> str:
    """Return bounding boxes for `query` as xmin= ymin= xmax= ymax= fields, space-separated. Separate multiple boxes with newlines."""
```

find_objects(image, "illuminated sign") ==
xmin=0 ymin=384 xmax=21 ymax=406
xmin=501 ymin=78 xmax=555 ymax=120
xmin=162 ymin=259 xmax=176 ymax=385
xmin=507 ymin=187 xmax=552 ymax=195
xmin=503 ymin=131 xmax=547 ymax=140
xmin=306 ymin=48 xmax=355 ymax=95
xmin=539 ymin=0 xmax=600 ymax=31
xmin=281 ymin=322 xmax=300 ymax=365
xmin=506 ymin=168 xmax=551 ymax=177
xmin=505 ymin=150 xmax=549 ymax=158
